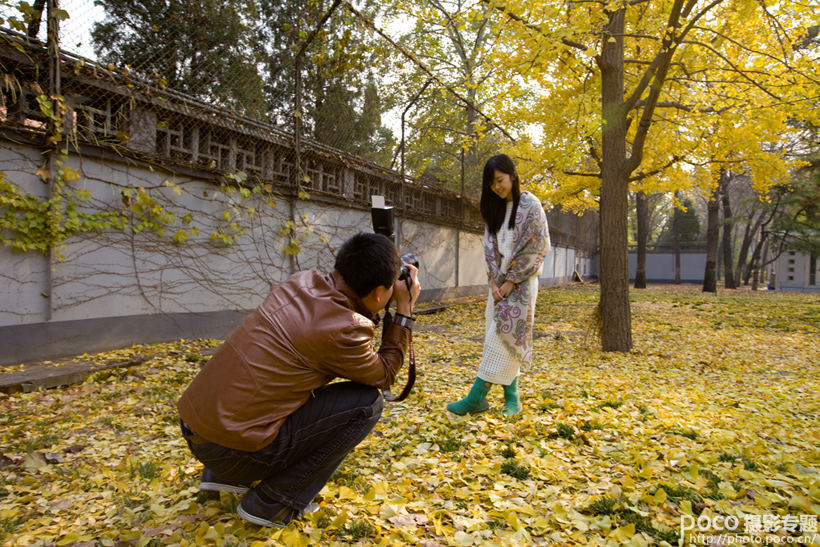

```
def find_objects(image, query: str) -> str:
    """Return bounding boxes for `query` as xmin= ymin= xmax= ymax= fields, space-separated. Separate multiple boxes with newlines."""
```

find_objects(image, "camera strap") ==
xmin=380 ymin=281 xmax=417 ymax=403
xmin=380 ymin=275 xmax=417 ymax=402
xmin=383 ymin=335 xmax=415 ymax=402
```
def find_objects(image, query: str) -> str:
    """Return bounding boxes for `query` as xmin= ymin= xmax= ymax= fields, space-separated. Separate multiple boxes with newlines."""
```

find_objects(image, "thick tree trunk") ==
xmin=27 ymin=0 xmax=47 ymax=38
xmin=465 ymin=97 xmax=479 ymax=182
xmin=748 ymin=194 xmax=783 ymax=288
xmin=599 ymin=7 xmax=632 ymax=352
xmin=703 ymin=178 xmax=721 ymax=293
xmin=749 ymin=229 xmax=769 ymax=291
xmin=634 ymin=191 xmax=648 ymax=289
xmin=673 ymin=191 xmax=681 ymax=284
xmin=736 ymin=213 xmax=763 ymax=285
xmin=596 ymin=0 xmax=683 ymax=350
xmin=735 ymin=223 xmax=752 ymax=285
xmin=744 ymin=251 xmax=756 ymax=286
xmin=721 ymin=178 xmax=735 ymax=288
xmin=717 ymin=240 xmax=723 ymax=281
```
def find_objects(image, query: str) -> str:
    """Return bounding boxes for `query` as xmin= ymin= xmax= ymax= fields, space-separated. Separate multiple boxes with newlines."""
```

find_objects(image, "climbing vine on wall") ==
xmin=0 ymin=91 xmax=132 ymax=256
xmin=0 ymin=163 xmax=127 ymax=256
xmin=0 ymin=87 xmax=313 ymax=259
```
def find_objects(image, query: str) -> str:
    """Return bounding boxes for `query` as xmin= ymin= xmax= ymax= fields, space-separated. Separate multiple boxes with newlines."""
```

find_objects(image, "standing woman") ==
xmin=447 ymin=154 xmax=551 ymax=417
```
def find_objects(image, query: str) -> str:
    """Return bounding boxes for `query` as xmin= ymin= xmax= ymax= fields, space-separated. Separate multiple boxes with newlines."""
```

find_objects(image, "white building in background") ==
xmin=773 ymin=249 xmax=819 ymax=292
xmin=627 ymin=244 xmax=708 ymax=284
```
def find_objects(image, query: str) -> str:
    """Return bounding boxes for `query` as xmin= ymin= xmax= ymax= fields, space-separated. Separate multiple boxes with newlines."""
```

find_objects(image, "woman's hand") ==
xmin=492 ymin=279 xmax=515 ymax=301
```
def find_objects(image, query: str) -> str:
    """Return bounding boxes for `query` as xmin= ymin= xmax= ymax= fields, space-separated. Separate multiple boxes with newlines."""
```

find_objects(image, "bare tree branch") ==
xmin=624 ymin=0 xmax=692 ymax=174
xmin=342 ymin=1 xmax=516 ymax=143
xmin=628 ymin=155 xmax=682 ymax=181
xmin=679 ymin=40 xmax=782 ymax=100
xmin=629 ymin=99 xmax=732 ymax=114
xmin=564 ymin=170 xmax=601 ymax=178
xmin=586 ymin=135 xmax=603 ymax=171
xmin=690 ymin=25 xmax=820 ymax=85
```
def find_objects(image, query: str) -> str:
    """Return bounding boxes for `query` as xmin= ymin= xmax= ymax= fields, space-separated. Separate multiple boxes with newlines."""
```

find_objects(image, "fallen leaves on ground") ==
xmin=1 ymin=284 xmax=819 ymax=547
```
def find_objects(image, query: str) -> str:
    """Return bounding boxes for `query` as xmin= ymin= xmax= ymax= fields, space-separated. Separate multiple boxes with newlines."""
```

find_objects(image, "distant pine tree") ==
xmin=659 ymin=198 xmax=702 ymax=246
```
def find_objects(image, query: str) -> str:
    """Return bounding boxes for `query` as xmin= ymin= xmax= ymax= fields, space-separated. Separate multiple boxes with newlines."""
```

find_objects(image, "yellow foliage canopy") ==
xmin=482 ymin=0 xmax=820 ymax=208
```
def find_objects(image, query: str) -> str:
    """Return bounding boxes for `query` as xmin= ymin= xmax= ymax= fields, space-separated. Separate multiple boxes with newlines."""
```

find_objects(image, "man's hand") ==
xmin=491 ymin=279 xmax=514 ymax=301
xmin=394 ymin=265 xmax=420 ymax=316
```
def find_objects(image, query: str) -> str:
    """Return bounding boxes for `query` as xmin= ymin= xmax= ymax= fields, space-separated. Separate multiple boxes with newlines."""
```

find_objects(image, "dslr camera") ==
xmin=398 ymin=253 xmax=419 ymax=285
xmin=370 ymin=195 xmax=419 ymax=403
xmin=370 ymin=196 xmax=418 ymax=287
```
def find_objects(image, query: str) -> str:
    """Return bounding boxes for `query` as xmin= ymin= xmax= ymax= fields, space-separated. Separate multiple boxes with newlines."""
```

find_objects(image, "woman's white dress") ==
xmin=477 ymin=201 xmax=542 ymax=386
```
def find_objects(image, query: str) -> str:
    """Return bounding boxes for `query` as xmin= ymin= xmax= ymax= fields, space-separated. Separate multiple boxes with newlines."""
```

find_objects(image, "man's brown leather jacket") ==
xmin=177 ymin=269 xmax=409 ymax=452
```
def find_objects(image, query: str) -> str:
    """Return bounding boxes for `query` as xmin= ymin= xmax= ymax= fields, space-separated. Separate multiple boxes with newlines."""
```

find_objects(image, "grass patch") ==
xmin=579 ymin=419 xmax=604 ymax=431
xmin=439 ymin=436 xmax=464 ymax=453
xmin=589 ymin=496 xmax=673 ymax=541
xmin=196 ymin=490 xmax=220 ymax=503
xmin=344 ymin=520 xmax=375 ymax=540
xmin=589 ymin=496 xmax=678 ymax=545
xmin=222 ymin=493 xmax=240 ymax=514
xmin=331 ymin=467 xmax=360 ymax=485
xmin=129 ymin=460 xmax=161 ymax=481
xmin=701 ymin=469 xmax=721 ymax=487
xmin=500 ymin=444 xmax=518 ymax=459
xmin=743 ymin=458 xmax=758 ymax=471
xmin=19 ymin=432 xmax=59 ymax=451
xmin=619 ymin=508 xmax=655 ymax=535
xmin=0 ymin=517 xmax=20 ymax=543
xmin=590 ymin=496 xmax=618 ymax=515
xmin=654 ymin=527 xmax=679 ymax=544
xmin=657 ymin=485 xmax=702 ymax=510
xmin=538 ymin=401 xmax=562 ymax=411
xmin=501 ymin=459 xmax=530 ymax=480
xmin=555 ymin=423 xmax=575 ymax=440
xmin=119 ymin=488 xmax=150 ymax=509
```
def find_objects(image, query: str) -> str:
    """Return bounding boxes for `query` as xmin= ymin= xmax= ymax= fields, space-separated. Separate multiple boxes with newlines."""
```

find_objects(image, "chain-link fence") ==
xmin=0 ymin=0 xmax=601 ymax=363
xmin=0 ymin=1 xmax=521 ymax=227
xmin=0 ymin=0 xmax=599 ymax=245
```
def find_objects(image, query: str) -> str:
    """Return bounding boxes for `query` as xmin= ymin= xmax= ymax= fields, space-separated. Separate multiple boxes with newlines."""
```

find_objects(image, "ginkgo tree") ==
xmin=480 ymin=0 xmax=820 ymax=351
xmin=383 ymin=0 xmax=515 ymax=194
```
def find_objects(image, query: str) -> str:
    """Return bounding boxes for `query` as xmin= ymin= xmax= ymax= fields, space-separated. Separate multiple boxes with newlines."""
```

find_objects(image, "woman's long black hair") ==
xmin=480 ymin=154 xmax=521 ymax=234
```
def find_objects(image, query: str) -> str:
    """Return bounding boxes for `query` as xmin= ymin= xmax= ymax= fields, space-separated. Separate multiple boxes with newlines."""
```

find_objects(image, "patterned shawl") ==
xmin=484 ymin=191 xmax=551 ymax=362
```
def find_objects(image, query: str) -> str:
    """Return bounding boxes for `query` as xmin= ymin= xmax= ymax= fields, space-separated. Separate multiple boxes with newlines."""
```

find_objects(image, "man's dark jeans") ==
xmin=183 ymin=381 xmax=383 ymax=511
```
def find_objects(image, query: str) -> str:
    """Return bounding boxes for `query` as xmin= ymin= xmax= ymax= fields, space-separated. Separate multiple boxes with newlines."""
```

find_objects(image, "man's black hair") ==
xmin=480 ymin=153 xmax=522 ymax=234
xmin=335 ymin=232 xmax=401 ymax=298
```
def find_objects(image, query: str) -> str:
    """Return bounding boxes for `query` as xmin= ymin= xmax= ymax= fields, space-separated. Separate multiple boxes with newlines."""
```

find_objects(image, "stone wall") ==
xmin=0 ymin=38 xmax=598 ymax=365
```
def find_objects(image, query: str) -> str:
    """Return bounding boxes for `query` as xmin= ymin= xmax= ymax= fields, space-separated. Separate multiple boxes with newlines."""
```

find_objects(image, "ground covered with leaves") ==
xmin=1 ymin=284 xmax=819 ymax=547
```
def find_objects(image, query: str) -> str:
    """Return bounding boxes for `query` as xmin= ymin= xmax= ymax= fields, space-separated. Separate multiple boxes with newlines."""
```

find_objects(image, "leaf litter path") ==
xmin=1 ymin=285 xmax=818 ymax=547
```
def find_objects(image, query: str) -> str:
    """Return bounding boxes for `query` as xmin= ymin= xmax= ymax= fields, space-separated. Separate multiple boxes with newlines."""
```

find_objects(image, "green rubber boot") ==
xmin=501 ymin=377 xmax=521 ymax=417
xmin=446 ymin=378 xmax=491 ymax=415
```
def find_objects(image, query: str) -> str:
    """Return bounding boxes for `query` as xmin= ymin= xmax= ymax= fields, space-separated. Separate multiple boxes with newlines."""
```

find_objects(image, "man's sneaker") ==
xmin=237 ymin=489 xmax=319 ymax=528
xmin=199 ymin=469 xmax=250 ymax=495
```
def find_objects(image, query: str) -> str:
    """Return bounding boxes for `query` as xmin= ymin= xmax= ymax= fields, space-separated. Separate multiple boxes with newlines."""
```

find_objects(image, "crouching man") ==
xmin=177 ymin=233 xmax=420 ymax=527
